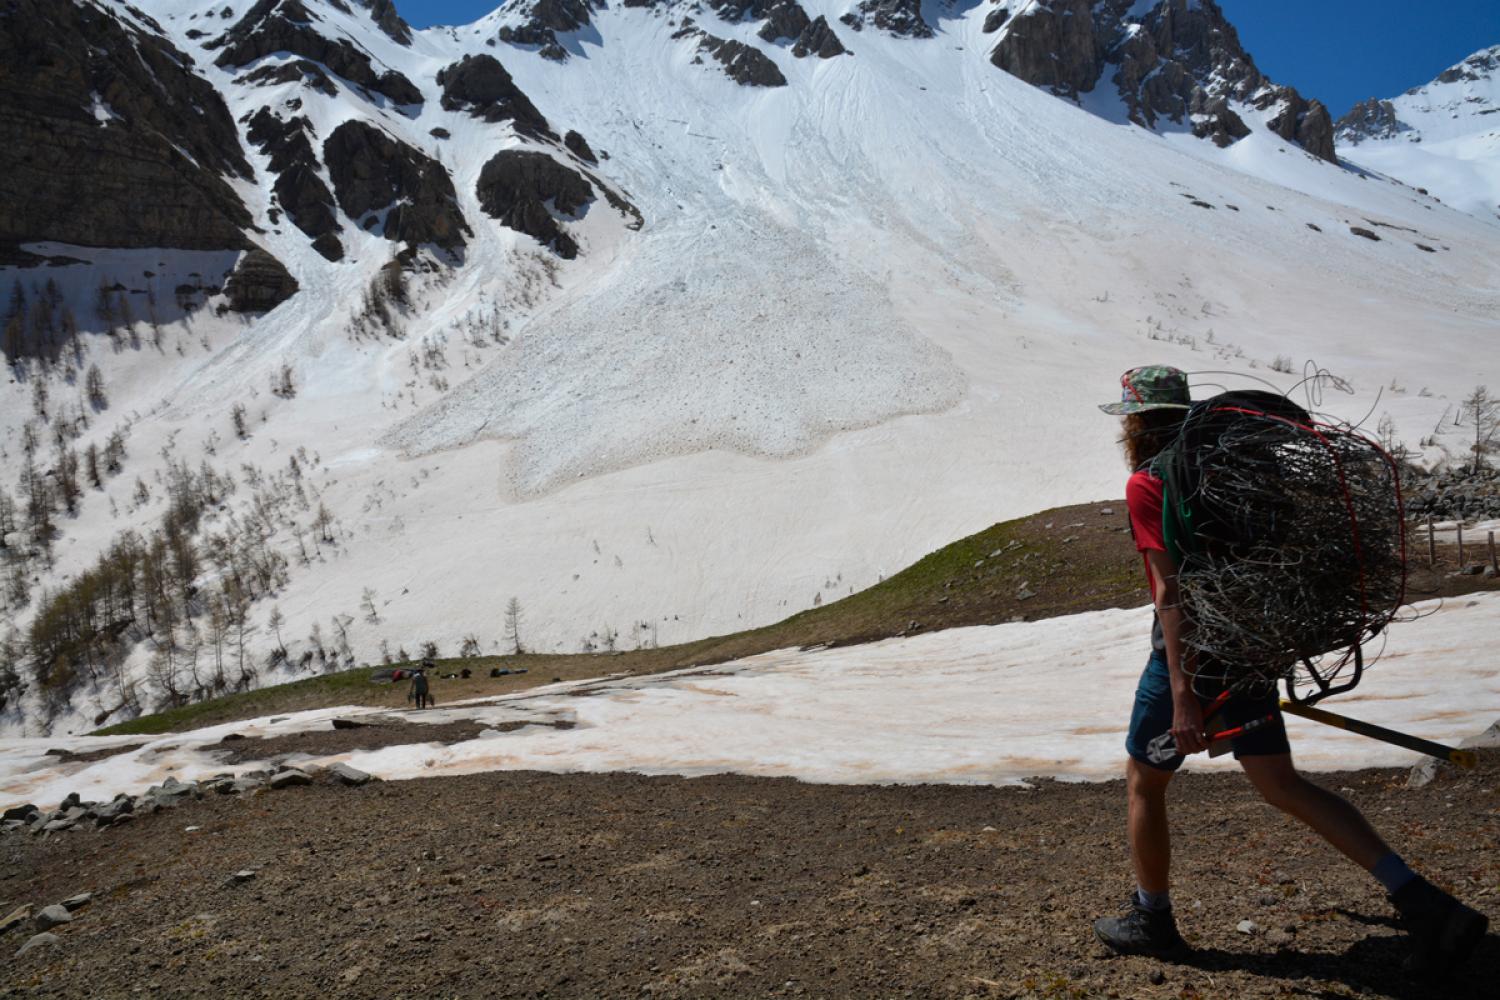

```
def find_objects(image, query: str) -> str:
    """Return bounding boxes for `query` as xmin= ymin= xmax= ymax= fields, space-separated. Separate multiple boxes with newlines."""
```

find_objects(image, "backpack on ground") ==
xmin=1153 ymin=390 xmax=1406 ymax=700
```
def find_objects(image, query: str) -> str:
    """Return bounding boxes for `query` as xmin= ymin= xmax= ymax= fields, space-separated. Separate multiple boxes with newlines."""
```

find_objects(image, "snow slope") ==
xmin=1338 ymin=45 xmax=1500 ymax=223
xmin=2 ymin=1 xmax=1498 ymax=735
xmin=4 ymin=593 xmax=1496 ymax=809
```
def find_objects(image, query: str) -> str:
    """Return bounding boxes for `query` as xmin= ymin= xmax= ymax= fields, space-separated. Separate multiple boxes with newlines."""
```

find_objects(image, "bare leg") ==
xmin=1128 ymin=757 xmax=1176 ymax=894
xmin=1239 ymin=753 xmax=1389 ymax=871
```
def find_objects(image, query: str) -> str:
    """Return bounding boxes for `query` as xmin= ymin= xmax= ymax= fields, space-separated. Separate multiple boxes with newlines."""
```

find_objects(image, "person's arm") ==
xmin=1145 ymin=548 xmax=1207 ymax=755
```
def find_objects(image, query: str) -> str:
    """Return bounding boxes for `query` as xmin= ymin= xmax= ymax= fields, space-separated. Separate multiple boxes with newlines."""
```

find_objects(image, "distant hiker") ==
xmin=1092 ymin=365 xmax=1486 ymax=971
xmin=409 ymin=668 xmax=432 ymax=710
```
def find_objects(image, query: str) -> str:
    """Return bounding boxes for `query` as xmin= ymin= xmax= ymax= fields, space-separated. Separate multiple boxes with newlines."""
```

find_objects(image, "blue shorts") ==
xmin=1125 ymin=650 xmax=1290 ymax=771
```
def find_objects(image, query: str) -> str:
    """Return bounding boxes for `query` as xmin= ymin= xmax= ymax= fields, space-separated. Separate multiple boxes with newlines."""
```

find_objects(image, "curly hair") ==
xmin=1118 ymin=410 xmax=1186 ymax=470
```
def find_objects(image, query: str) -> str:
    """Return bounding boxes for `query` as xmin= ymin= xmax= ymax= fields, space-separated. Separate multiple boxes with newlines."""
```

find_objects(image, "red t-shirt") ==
xmin=1126 ymin=468 xmax=1168 ymax=601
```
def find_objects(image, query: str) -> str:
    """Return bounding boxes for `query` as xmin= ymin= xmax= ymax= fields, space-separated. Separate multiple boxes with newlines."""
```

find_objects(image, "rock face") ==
xmin=697 ymin=36 xmax=788 ymax=88
xmin=245 ymin=109 xmax=343 ymax=260
xmin=564 ymin=130 xmax=599 ymax=164
xmin=989 ymin=0 xmax=1337 ymax=162
xmin=477 ymin=150 xmax=597 ymax=259
xmin=209 ymin=0 xmax=424 ymax=109
xmin=709 ymin=0 xmax=811 ymax=45
xmin=323 ymin=121 xmax=470 ymax=251
xmin=1335 ymin=98 xmax=1406 ymax=145
xmin=496 ymin=0 xmax=598 ymax=61
xmin=237 ymin=60 xmax=339 ymax=98
xmin=792 ymin=17 xmax=848 ymax=59
xmin=0 ymin=0 xmax=253 ymax=254
xmin=849 ymin=0 xmax=933 ymax=39
xmin=990 ymin=0 xmax=1100 ymax=99
xmin=361 ymin=0 xmax=413 ymax=45
xmin=223 ymin=248 xmax=299 ymax=313
xmin=436 ymin=55 xmax=554 ymax=139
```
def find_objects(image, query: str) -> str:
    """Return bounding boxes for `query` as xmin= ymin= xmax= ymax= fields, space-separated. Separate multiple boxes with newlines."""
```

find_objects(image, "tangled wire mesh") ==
xmin=1176 ymin=411 xmax=1406 ymax=697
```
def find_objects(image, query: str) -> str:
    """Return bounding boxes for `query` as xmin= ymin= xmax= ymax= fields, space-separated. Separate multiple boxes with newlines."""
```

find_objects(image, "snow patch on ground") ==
xmin=5 ymin=595 xmax=1495 ymax=809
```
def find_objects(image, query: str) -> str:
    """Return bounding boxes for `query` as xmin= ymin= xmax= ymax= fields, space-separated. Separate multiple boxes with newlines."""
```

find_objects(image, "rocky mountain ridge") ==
xmin=986 ymin=0 xmax=1335 ymax=160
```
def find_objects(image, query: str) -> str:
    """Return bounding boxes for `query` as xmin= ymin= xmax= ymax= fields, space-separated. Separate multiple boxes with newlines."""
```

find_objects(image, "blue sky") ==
xmin=397 ymin=1 xmax=1499 ymax=117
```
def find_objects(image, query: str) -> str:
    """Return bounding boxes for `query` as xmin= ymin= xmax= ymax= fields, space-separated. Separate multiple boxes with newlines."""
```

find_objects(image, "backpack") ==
xmin=1152 ymin=390 xmax=1406 ymax=698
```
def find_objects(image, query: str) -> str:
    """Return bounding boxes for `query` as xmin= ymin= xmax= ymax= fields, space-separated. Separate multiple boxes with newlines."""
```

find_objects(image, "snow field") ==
xmin=3 ymin=593 xmax=1496 ymax=810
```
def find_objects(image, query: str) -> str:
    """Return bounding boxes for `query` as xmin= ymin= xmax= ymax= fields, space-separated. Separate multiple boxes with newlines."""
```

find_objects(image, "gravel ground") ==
xmin=2 ymin=756 xmax=1494 ymax=999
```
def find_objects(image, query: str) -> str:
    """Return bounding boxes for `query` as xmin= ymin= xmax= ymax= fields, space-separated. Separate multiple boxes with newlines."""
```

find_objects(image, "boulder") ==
xmin=60 ymin=893 xmax=92 ymax=912
xmin=1460 ymin=719 xmax=1500 ymax=750
xmin=33 ymin=905 xmax=71 ymax=932
xmin=330 ymin=762 xmax=373 ymax=786
xmin=331 ymin=718 xmax=368 ymax=730
xmin=223 ymin=248 xmax=299 ymax=313
xmin=14 ymin=932 xmax=59 ymax=958
xmin=269 ymin=768 xmax=312 ymax=789
xmin=1406 ymin=757 xmax=1445 ymax=789
xmin=2 ymin=803 xmax=37 ymax=823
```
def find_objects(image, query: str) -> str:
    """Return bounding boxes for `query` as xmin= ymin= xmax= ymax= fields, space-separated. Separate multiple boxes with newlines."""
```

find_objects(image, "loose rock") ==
xmin=270 ymin=769 xmax=312 ymax=789
xmin=33 ymin=905 xmax=72 ymax=932
xmin=1 ymin=905 xmax=31 ymax=936
xmin=15 ymin=932 xmax=60 ymax=958
xmin=60 ymin=894 xmax=92 ymax=912
xmin=330 ymin=763 xmax=373 ymax=787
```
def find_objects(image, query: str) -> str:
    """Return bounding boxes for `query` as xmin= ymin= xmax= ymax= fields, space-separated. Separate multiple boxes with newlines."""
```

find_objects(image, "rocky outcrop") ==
xmin=792 ymin=17 xmax=847 ymax=58
xmin=209 ymin=0 xmax=424 ymax=109
xmin=564 ymin=130 xmax=598 ymax=164
xmin=323 ymin=121 xmax=469 ymax=251
xmin=0 ymin=0 xmax=252 ymax=254
xmin=990 ymin=1 xmax=1337 ymax=161
xmin=1335 ymin=98 xmax=1406 ymax=145
xmin=245 ymin=109 xmax=343 ymax=260
xmin=1262 ymin=89 xmax=1335 ymax=162
xmin=223 ymin=248 xmax=298 ymax=312
xmin=476 ymin=150 xmax=596 ymax=259
xmin=847 ymin=0 xmax=932 ymax=40
xmin=1436 ymin=45 xmax=1500 ymax=85
xmin=496 ymin=0 xmax=598 ymax=62
xmin=709 ymin=0 xmax=811 ymax=45
xmin=436 ymin=54 xmax=554 ymax=139
xmin=237 ymin=59 xmax=339 ymax=98
xmin=697 ymin=36 xmax=788 ymax=88
xmin=361 ymin=0 xmax=412 ymax=45
xmin=990 ymin=0 xmax=1100 ymax=99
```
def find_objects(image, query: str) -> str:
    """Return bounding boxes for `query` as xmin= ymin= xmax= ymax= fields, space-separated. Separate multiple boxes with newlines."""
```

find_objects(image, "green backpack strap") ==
xmin=1153 ymin=450 xmax=1194 ymax=567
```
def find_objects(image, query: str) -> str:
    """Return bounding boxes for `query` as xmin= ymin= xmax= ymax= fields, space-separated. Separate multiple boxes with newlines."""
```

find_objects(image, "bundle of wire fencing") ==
xmin=1169 ymin=402 xmax=1407 ymax=695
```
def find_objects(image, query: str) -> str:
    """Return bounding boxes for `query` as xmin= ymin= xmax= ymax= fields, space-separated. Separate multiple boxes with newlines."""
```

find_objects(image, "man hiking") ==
xmin=1092 ymin=365 xmax=1487 ymax=972
xmin=409 ymin=663 xmax=433 ymax=710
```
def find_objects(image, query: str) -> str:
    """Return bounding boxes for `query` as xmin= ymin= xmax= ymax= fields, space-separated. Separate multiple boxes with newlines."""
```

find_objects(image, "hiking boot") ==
xmin=1390 ymin=876 xmax=1488 ymax=974
xmin=1094 ymin=895 xmax=1187 ymax=957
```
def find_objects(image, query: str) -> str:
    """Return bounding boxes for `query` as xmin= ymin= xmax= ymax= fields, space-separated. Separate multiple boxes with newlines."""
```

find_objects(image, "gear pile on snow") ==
xmin=1158 ymin=390 xmax=1406 ymax=694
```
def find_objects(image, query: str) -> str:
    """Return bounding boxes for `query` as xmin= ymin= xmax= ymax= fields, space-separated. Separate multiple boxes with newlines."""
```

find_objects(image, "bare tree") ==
xmin=1461 ymin=385 xmax=1499 ymax=473
xmin=504 ymin=596 xmax=524 ymax=654
xmin=85 ymin=364 xmax=107 ymax=409
xmin=361 ymin=587 xmax=380 ymax=624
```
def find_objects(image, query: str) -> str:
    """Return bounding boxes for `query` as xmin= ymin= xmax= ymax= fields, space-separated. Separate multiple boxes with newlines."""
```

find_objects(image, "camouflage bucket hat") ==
xmin=1099 ymin=365 xmax=1192 ymax=415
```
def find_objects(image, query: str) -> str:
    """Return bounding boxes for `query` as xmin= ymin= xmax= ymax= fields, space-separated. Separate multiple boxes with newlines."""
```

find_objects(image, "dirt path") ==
xmin=3 ymin=757 xmax=1495 ymax=998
